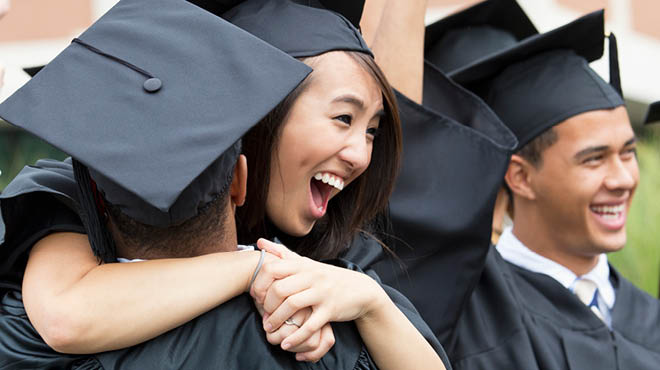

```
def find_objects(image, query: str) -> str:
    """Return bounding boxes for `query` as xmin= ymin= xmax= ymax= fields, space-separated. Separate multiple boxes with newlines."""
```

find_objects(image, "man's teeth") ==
xmin=313 ymin=172 xmax=344 ymax=191
xmin=590 ymin=204 xmax=624 ymax=217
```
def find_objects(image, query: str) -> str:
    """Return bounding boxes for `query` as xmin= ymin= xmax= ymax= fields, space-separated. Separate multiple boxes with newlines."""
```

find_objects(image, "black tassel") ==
xmin=608 ymin=33 xmax=623 ymax=98
xmin=72 ymin=159 xmax=117 ymax=263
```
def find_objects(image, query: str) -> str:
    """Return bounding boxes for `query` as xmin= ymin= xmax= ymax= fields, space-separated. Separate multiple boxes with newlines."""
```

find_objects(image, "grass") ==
xmin=1 ymin=130 xmax=659 ymax=296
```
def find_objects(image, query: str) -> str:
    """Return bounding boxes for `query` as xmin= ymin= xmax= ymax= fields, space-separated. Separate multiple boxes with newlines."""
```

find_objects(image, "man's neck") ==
xmin=512 ymin=215 xmax=599 ymax=276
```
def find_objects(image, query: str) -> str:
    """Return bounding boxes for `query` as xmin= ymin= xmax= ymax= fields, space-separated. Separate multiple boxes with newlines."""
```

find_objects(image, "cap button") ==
xmin=143 ymin=78 xmax=162 ymax=93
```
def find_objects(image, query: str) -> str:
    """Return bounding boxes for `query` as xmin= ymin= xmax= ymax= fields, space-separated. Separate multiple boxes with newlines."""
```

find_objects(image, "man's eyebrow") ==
xmin=574 ymin=145 xmax=609 ymax=160
xmin=623 ymin=137 xmax=637 ymax=147
xmin=573 ymin=136 xmax=637 ymax=160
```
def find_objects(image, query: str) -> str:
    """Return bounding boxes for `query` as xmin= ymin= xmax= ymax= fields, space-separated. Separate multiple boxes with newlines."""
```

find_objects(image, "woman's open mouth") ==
xmin=309 ymin=172 xmax=344 ymax=218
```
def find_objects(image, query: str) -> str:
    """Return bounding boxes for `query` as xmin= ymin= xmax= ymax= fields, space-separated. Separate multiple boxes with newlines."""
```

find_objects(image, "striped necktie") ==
xmin=573 ymin=278 xmax=604 ymax=321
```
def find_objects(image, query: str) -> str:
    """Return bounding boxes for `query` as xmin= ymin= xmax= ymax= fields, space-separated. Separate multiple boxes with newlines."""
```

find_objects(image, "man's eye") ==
xmin=584 ymin=155 xmax=604 ymax=164
xmin=334 ymin=115 xmax=352 ymax=125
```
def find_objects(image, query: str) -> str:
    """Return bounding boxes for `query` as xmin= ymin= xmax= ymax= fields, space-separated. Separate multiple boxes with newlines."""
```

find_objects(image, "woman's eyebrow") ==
xmin=332 ymin=94 xmax=365 ymax=110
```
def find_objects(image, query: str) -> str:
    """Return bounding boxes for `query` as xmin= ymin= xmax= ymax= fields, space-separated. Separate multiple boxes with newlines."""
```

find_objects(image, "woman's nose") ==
xmin=338 ymin=132 xmax=371 ymax=171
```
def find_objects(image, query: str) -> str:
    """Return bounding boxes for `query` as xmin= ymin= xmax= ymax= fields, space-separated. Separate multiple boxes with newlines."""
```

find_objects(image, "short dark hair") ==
xmin=107 ymin=184 xmax=231 ymax=259
xmin=517 ymin=126 xmax=558 ymax=167
xmin=236 ymin=51 xmax=402 ymax=260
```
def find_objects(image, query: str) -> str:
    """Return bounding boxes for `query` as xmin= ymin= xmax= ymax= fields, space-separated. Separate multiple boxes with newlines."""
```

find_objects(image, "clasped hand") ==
xmin=249 ymin=238 xmax=384 ymax=363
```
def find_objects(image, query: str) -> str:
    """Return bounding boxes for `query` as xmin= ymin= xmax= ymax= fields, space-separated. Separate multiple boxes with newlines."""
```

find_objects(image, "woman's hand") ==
xmin=251 ymin=247 xmax=336 ymax=362
xmin=261 ymin=309 xmax=335 ymax=362
xmin=251 ymin=239 xmax=387 ymax=351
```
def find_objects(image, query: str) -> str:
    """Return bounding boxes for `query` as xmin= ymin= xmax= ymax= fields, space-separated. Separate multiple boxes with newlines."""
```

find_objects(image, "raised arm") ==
xmin=252 ymin=239 xmax=446 ymax=370
xmin=361 ymin=0 xmax=427 ymax=103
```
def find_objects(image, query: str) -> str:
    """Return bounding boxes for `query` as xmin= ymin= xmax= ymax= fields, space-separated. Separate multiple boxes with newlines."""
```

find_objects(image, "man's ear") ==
xmin=230 ymin=154 xmax=247 ymax=207
xmin=504 ymin=154 xmax=537 ymax=201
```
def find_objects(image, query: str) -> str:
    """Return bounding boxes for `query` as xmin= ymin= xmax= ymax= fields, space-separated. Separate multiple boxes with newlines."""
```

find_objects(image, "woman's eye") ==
xmin=366 ymin=127 xmax=379 ymax=137
xmin=334 ymin=114 xmax=352 ymax=125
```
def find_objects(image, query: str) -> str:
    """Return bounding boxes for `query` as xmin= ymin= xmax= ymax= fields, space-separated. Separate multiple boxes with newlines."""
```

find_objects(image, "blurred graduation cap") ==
xmin=0 ymin=0 xmax=311 ymax=261
xmin=444 ymin=10 xmax=624 ymax=150
xmin=22 ymin=65 xmax=44 ymax=77
xmin=425 ymin=0 xmax=538 ymax=75
xmin=223 ymin=0 xmax=371 ymax=58
xmin=644 ymin=101 xmax=660 ymax=125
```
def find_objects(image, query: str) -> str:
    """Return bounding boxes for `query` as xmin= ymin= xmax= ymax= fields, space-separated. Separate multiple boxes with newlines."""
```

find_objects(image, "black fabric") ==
xmin=445 ymin=248 xmax=660 ymax=369
xmin=0 ymin=160 xmax=450 ymax=369
xmin=0 ymin=158 xmax=84 ymax=293
xmin=0 ymin=290 xmax=83 ymax=369
xmin=371 ymin=62 xmax=516 ymax=344
xmin=425 ymin=0 xmax=537 ymax=75
xmin=485 ymin=50 xmax=624 ymax=149
xmin=451 ymin=10 xmax=607 ymax=87
xmin=0 ymin=0 xmax=311 ymax=228
xmin=224 ymin=0 xmax=371 ymax=58
xmin=644 ymin=101 xmax=660 ymax=125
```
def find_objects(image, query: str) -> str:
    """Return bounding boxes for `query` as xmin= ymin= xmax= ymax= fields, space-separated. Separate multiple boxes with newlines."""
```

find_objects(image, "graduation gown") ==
xmin=0 ymin=159 xmax=450 ymax=369
xmin=371 ymin=62 xmax=660 ymax=368
xmin=447 ymin=248 xmax=660 ymax=370
xmin=372 ymin=61 xmax=516 ymax=344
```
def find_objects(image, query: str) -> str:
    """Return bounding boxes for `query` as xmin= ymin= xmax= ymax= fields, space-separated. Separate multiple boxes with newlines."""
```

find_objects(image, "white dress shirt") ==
xmin=496 ymin=227 xmax=615 ymax=327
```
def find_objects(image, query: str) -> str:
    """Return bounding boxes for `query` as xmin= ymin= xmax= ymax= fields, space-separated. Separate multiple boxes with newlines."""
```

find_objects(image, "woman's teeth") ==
xmin=314 ymin=172 xmax=344 ymax=191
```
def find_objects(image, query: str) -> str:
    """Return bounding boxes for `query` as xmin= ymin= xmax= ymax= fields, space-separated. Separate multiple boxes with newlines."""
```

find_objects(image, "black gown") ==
xmin=373 ymin=62 xmax=660 ymax=369
xmin=0 ymin=159 xmax=450 ymax=369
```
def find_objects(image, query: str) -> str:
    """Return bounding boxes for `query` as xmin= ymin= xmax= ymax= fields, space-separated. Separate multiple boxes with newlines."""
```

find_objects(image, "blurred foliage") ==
xmin=0 ymin=128 xmax=67 ymax=190
xmin=1 ymin=127 xmax=659 ymax=296
xmin=609 ymin=132 xmax=660 ymax=297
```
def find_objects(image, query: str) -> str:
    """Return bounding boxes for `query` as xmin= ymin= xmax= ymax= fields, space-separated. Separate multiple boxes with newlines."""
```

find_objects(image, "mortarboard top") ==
xmin=448 ymin=10 xmax=624 ymax=150
xmin=0 ymin=0 xmax=312 ymax=229
xmin=644 ymin=101 xmax=660 ymax=125
xmin=223 ymin=0 xmax=371 ymax=58
xmin=425 ymin=0 xmax=538 ymax=75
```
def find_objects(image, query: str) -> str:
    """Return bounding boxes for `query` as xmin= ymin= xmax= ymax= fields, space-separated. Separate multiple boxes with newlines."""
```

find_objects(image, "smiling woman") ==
xmin=238 ymin=50 xmax=401 ymax=260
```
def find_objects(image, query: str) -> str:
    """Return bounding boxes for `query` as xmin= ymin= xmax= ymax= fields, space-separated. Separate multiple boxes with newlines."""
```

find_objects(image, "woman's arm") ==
xmin=23 ymin=232 xmax=334 ymax=359
xmin=22 ymin=232 xmax=264 ymax=354
xmin=361 ymin=0 xmax=428 ymax=104
xmin=252 ymin=239 xmax=445 ymax=370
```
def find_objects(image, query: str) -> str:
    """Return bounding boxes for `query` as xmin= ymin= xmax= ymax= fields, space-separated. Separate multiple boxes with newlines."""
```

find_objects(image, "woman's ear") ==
xmin=230 ymin=154 xmax=248 ymax=207
xmin=504 ymin=154 xmax=537 ymax=201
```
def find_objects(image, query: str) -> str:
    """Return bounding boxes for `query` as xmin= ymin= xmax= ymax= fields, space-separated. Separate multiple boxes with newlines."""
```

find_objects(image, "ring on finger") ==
xmin=284 ymin=318 xmax=301 ymax=328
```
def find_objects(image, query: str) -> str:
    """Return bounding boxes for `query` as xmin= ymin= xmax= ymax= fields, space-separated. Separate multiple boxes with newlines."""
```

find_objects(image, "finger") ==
xmin=288 ymin=326 xmax=321 ymax=354
xmin=250 ymin=259 xmax=298 ymax=305
xmin=257 ymin=238 xmax=299 ymax=259
xmin=296 ymin=324 xmax=335 ymax=362
xmin=265 ymin=321 xmax=297 ymax=346
xmin=266 ymin=308 xmax=309 ymax=346
xmin=281 ymin=308 xmax=330 ymax=350
xmin=265 ymin=289 xmax=320 ymax=332
xmin=262 ymin=274 xmax=310 ymax=314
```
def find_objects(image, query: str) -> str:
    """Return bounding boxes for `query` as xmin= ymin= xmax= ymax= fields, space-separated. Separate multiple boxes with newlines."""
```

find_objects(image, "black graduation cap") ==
xmin=449 ymin=10 xmax=624 ymax=150
xmin=223 ymin=0 xmax=371 ymax=58
xmin=0 ymin=0 xmax=311 ymax=261
xmin=644 ymin=101 xmax=660 ymax=125
xmin=425 ymin=0 xmax=538 ymax=75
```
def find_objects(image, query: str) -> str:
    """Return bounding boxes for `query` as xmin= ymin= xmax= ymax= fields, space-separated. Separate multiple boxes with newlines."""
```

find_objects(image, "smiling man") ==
xmin=405 ymin=3 xmax=660 ymax=369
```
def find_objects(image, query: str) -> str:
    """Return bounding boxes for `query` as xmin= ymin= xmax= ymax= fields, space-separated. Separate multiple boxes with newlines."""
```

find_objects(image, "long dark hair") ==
xmin=236 ymin=51 xmax=402 ymax=260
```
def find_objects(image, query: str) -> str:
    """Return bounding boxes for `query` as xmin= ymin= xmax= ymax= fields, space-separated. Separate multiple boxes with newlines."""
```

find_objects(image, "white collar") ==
xmin=496 ymin=227 xmax=615 ymax=309
xmin=117 ymin=245 xmax=253 ymax=263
